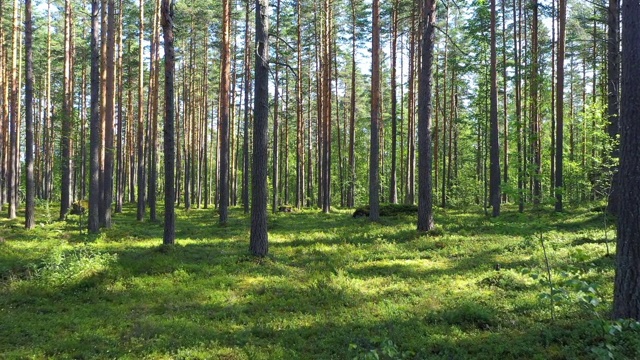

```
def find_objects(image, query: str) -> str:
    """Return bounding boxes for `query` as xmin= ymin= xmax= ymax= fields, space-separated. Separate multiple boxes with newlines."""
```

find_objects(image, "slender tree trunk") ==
xmin=102 ymin=0 xmax=116 ymax=228
xmin=490 ymin=0 xmax=501 ymax=216
xmin=296 ymin=0 xmax=305 ymax=209
xmin=606 ymin=0 xmax=620 ymax=215
xmin=137 ymin=0 xmax=146 ymax=221
xmin=242 ymin=0 xmax=251 ymax=214
xmin=417 ymin=0 xmax=436 ymax=232
xmin=501 ymin=0 xmax=509 ymax=202
xmin=406 ymin=5 xmax=416 ymax=205
xmin=514 ymin=0 xmax=524 ymax=212
xmin=24 ymin=0 xmax=35 ymax=229
xmin=272 ymin=0 xmax=281 ymax=213
xmin=115 ymin=2 xmax=124 ymax=213
xmin=389 ymin=0 xmax=399 ymax=204
xmin=7 ymin=0 xmax=18 ymax=219
xmin=250 ymin=0 xmax=269 ymax=257
xmin=89 ymin=0 xmax=101 ymax=233
xmin=531 ymin=0 xmax=541 ymax=205
xmin=0 ymin=0 xmax=5 ymax=210
xmin=161 ymin=0 xmax=175 ymax=245
xmin=369 ymin=0 xmax=381 ymax=221
xmin=148 ymin=0 xmax=160 ymax=221
xmin=59 ymin=0 xmax=73 ymax=220
xmin=321 ymin=0 xmax=332 ymax=213
xmin=555 ymin=0 xmax=566 ymax=212
xmin=347 ymin=0 xmax=357 ymax=208
xmin=219 ymin=0 xmax=231 ymax=224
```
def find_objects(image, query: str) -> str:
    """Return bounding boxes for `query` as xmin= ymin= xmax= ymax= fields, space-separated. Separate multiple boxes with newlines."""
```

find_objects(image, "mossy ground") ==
xmin=0 ymin=203 xmax=625 ymax=359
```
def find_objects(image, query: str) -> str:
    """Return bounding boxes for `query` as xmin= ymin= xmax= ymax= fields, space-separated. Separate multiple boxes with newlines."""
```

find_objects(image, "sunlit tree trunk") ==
xmin=148 ymin=0 xmax=161 ymax=221
xmin=606 ymin=0 xmax=620 ymax=215
xmin=137 ymin=0 xmax=146 ymax=221
xmin=101 ymin=0 xmax=116 ymax=228
xmin=417 ymin=0 xmax=436 ymax=232
xmin=272 ymin=0 xmax=281 ymax=213
xmin=161 ymin=0 xmax=175 ymax=244
xmin=0 ymin=0 xmax=5 ymax=210
xmin=242 ymin=0 xmax=251 ymax=214
xmin=369 ymin=0 xmax=381 ymax=221
xmin=554 ymin=0 xmax=566 ymax=212
xmin=490 ymin=0 xmax=501 ymax=217
xmin=250 ymin=0 xmax=269 ymax=257
xmin=296 ymin=0 xmax=305 ymax=209
xmin=24 ymin=0 xmax=34 ymax=229
xmin=389 ymin=0 xmax=399 ymax=204
xmin=89 ymin=0 xmax=101 ymax=233
xmin=347 ymin=0 xmax=357 ymax=208
xmin=219 ymin=0 xmax=231 ymax=224
xmin=59 ymin=0 xmax=73 ymax=220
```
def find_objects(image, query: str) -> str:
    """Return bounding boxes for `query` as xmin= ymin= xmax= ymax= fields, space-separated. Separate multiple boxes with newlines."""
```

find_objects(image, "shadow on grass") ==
xmin=0 ymin=203 xmax=618 ymax=359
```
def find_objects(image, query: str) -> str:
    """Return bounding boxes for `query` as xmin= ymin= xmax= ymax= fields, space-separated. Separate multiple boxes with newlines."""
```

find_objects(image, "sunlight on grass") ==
xmin=0 ymin=203 xmax=622 ymax=359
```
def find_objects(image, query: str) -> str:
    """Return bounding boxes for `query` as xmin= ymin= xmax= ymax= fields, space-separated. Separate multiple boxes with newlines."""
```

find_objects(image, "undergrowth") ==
xmin=0 ymin=203 xmax=626 ymax=359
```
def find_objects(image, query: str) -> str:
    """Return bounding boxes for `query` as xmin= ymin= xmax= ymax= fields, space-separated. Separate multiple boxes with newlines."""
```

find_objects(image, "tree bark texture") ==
xmin=161 ymin=0 xmax=176 ymax=245
xmin=417 ymin=0 xmax=436 ymax=232
xmin=613 ymin=0 xmax=640 ymax=319
xmin=250 ymin=0 xmax=269 ymax=257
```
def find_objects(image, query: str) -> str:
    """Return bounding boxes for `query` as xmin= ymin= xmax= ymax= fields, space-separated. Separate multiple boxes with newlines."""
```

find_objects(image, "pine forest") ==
xmin=3 ymin=0 xmax=640 ymax=358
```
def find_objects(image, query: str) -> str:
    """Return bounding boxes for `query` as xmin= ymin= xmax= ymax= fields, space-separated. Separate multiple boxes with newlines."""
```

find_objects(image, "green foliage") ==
xmin=0 ymin=203 xmax=624 ymax=358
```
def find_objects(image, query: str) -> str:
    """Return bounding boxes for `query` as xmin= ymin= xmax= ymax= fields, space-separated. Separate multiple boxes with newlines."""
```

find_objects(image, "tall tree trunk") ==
xmin=514 ymin=0 xmax=524 ymax=212
xmin=389 ymin=0 xmax=399 ymax=204
xmin=531 ymin=0 xmax=541 ymax=205
xmin=501 ymin=0 xmax=509 ymax=202
xmin=606 ymin=0 xmax=620 ymax=215
xmin=102 ymin=0 xmax=116 ymax=228
xmin=7 ymin=0 xmax=18 ymax=219
xmin=490 ymin=0 xmax=501 ymax=216
xmin=321 ymin=0 xmax=332 ymax=214
xmin=148 ymin=0 xmax=161 ymax=221
xmin=242 ymin=0 xmax=251 ymax=214
xmin=554 ymin=0 xmax=566 ymax=212
xmin=347 ymin=0 xmax=357 ymax=208
xmin=417 ymin=0 xmax=436 ymax=232
xmin=369 ymin=0 xmax=381 ymax=221
xmin=59 ymin=0 xmax=73 ymax=220
xmin=219 ymin=0 xmax=231 ymax=224
xmin=406 ymin=5 xmax=416 ymax=205
xmin=613 ymin=0 xmax=640 ymax=319
xmin=250 ymin=0 xmax=269 ymax=257
xmin=115 ymin=1 xmax=124 ymax=213
xmin=24 ymin=0 xmax=35 ymax=229
xmin=296 ymin=0 xmax=305 ymax=209
xmin=89 ymin=0 xmax=101 ymax=233
xmin=0 ymin=0 xmax=5 ymax=210
xmin=161 ymin=0 xmax=175 ymax=245
xmin=137 ymin=0 xmax=146 ymax=221
xmin=272 ymin=0 xmax=281 ymax=213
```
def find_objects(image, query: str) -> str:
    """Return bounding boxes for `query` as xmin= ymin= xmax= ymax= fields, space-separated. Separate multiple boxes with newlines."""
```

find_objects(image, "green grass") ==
xmin=0 ymin=203 xmax=626 ymax=359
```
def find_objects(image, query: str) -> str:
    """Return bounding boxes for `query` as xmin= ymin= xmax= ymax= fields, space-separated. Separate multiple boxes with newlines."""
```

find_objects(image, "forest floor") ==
xmin=0 ymin=202 xmax=635 ymax=359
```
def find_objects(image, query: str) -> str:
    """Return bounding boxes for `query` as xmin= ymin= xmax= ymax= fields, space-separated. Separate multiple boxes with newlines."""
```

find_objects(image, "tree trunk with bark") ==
xmin=161 ymin=0 xmax=175 ymax=245
xmin=417 ymin=0 xmax=436 ymax=232
xmin=613 ymin=0 xmax=640 ymax=319
xmin=369 ymin=0 xmax=381 ymax=221
xmin=24 ymin=0 xmax=35 ymax=229
xmin=89 ymin=0 xmax=101 ymax=233
xmin=555 ymin=0 xmax=566 ymax=212
xmin=250 ymin=0 xmax=269 ymax=257
xmin=489 ymin=0 xmax=501 ymax=216
xmin=219 ymin=0 xmax=231 ymax=224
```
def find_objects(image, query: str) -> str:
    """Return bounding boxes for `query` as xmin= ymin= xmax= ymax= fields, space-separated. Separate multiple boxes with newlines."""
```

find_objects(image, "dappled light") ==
xmin=0 ymin=204 xmax=623 ymax=358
